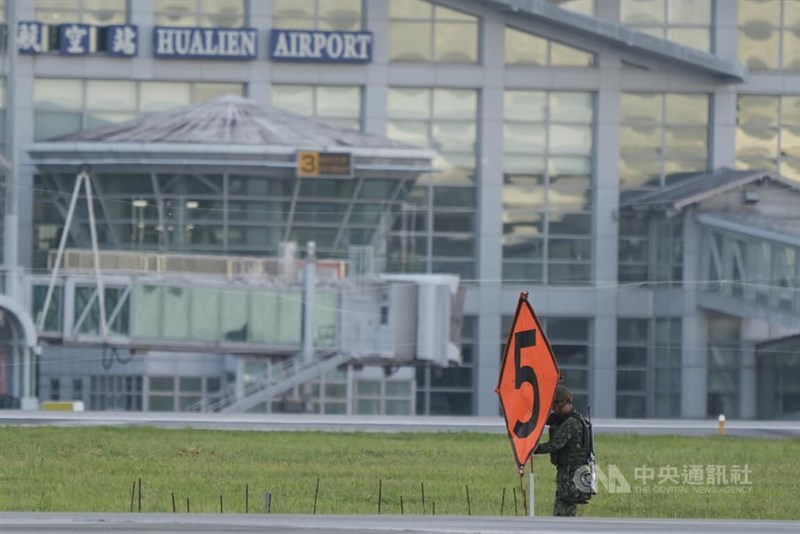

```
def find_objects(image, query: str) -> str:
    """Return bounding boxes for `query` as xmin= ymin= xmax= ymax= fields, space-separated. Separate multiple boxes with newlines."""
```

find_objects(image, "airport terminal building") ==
xmin=1 ymin=0 xmax=798 ymax=419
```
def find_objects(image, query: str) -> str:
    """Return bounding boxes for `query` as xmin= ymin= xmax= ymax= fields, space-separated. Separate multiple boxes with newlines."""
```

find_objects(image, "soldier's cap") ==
xmin=554 ymin=384 xmax=573 ymax=404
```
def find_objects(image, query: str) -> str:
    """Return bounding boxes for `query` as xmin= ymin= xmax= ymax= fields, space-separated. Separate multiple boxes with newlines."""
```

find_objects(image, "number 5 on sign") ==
xmin=496 ymin=292 xmax=561 ymax=470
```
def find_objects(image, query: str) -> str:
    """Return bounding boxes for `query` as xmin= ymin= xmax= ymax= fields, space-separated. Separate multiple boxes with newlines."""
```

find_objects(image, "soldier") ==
xmin=533 ymin=384 xmax=591 ymax=517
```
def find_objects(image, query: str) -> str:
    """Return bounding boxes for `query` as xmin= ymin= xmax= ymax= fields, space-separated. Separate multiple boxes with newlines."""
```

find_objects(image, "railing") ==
xmin=188 ymin=351 xmax=350 ymax=413
xmin=48 ymin=249 xmax=346 ymax=281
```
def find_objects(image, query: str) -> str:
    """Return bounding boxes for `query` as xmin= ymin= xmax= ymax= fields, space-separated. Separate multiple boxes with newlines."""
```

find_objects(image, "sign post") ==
xmin=496 ymin=292 xmax=560 ymax=517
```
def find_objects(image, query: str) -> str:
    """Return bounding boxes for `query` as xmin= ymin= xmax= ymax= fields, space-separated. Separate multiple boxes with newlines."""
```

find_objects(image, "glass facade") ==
xmin=272 ymin=0 xmax=362 ymax=30
xmin=154 ymin=0 xmax=245 ymax=27
xmin=389 ymin=0 xmax=478 ymax=63
xmin=619 ymin=93 xmax=709 ymax=193
xmin=33 ymin=79 xmax=244 ymax=140
xmin=616 ymin=318 xmax=648 ymax=417
xmin=505 ymin=26 xmax=595 ymax=67
xmin=416 ymin=316 xmax=475 ymax=415
xmin=707 ymin=315 xmax=742 ymax=418
xmin=701 ymin=227 xmax=800 ymax=314
xmin=616 ymin=318 xmax=682 ymax=418
xmin=33 ymin=169 xmax=406 ymax=265
xmin=738 ymin=0 xmax=800 ymax=71
xmin=736 ymin=95 xmax=800 ymax=181
xmin=4 ymin=0 xmax=798 ymax=419
xmin=618 ymin=92 xmax=708 ymax=285
xmin=503 ymin=91 xmax=594 ymax=285
xmin=654 ymin=318 xmax=681 ymax=417
xmin=36 ymin=0 xmax=127 ymax=25
xmin=618 ymin=212 xmax=684 ymax=285
xmin=271 ymin=85 xmax=362 ymax=130
xmin=757 ymin=337 xmax=800 ymax=419
xmin=620 ymin=0 xmax=712 ymax=51
xmin=386 ymin=88 xmax=478 ymax=279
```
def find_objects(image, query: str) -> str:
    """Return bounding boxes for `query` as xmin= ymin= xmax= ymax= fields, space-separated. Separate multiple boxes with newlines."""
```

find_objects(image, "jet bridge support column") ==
xmin=302 ymin=241 xmax=316 ymax=365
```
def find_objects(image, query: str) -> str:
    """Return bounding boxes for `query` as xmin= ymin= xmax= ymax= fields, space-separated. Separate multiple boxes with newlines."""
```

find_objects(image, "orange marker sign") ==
xmin=496 ymin=292 xmax=560 ymax=470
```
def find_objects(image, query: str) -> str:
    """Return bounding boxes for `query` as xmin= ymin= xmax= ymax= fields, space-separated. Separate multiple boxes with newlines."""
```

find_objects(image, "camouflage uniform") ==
xmin=534 ymin=411 xmax=588 ymax=517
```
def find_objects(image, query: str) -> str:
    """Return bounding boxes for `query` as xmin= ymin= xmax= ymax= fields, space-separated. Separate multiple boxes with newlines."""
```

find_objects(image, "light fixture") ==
xmin=132 ymin=199 xmax=148 ymax=208
xmin=185 ymin=200 xmax=199 ymax=209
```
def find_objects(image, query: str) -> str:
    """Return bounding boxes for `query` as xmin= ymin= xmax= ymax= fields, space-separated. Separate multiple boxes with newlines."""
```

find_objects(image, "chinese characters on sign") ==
xmin=109 ymin=25 xmax=138 ymax=56
xmin=18 ymin=21 xmax=138 ymax=56
xmin=17 ymin=21 xmax=45 ymax=54
xmin=59 ymin=24 xmax=90 ymax=55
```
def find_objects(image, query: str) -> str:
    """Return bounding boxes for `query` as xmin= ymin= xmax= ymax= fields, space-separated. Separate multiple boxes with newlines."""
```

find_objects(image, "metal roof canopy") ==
xmin=27 ymin=95 xmax=436 ymax=176
xmin=486 ymin=0 xmax=746 ymax=82
xmin=620 ymin=168 xmax=800 ymax=212
xmin=27 ymin=95 xmax=438 ymax=257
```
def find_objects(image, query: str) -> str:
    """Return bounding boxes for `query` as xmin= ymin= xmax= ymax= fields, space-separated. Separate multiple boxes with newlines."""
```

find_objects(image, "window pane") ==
xmin=150 ymin=376 xmax=174 ymax=392
xmin=390 ymin=0 xmax=431 ymax=18
xmin=433 ymin=122 xmax=475 ymax=151
xmin=34 ymin=113 xmax=82 ymax=140
xmin=434 ymin=89 xmax=476 ymax=119
xmin=201 ymin=0 xmax=244 ymax=27
xmin=435 ymin=22 xmax=477 ymax=63
xmin=739 ymin=25 xmax=780 ymax=70
xmin=504 ymin=91 xmax=546 ymax=121
xmin=549 ymin=124 xmax=593 ymax=154
xmin=617 ymin=394 xmax=646 ymax=417
xmin=504 ymin=123 xmax=546 ymax=153
xmin=738 ymin=0 xmax=781 ymax=26
xmin=390 ymin=22 xmax=431 ymax=61
xmin=503 ymin=187 xmax=545 ymax=209
xmin=273 ymin=0 xmax=313 ymax=18
xmin=783 ymin=28 xmax=800 ymax=71
xmin=551 ymin=93 xmax=593 ymax=123
xmin=665 ymin=94 xmax=708 ymax=125
xmin=664 ymin=126 xmax=707 ymax=159
xmin=272 ymin=85 xmax=314 ymax=116
xmin=620 ymin=125 xmax=662 ymax=158
xmin=179 ymin=377 xmax=202 ymax=392
xmin=389 ymin=88 xmax=431 ymax=119
xmin=548 ymin=212 xmax=591 ymax=235
xmin=505 ymin=27 xmax=547 ymax=65
xmin=667 ymin=28 xmax=709 ymax=51
xmin=736 ymin=126 xmax=778 ymax=158
xmin=618 ymin=347 xmax=647 ymax=366
xmin=357 ymin=380 xmax=381 ymax=396
xmin=35 ymin=79 xmax=83 ymax=111
xmin=83 ymin=2 xmax=126 ymax=25
xmin=548 ymin=238 xmax=591 ymax=260
xmin=149 ymin=395 xmax=175 ymax=411
xmin=621 ymin=0 xmax=665 ymax=25
xmin=140 ymin=82 xmax=191 ymax=112
xmin=319 ymin=0 xmax=362 ymax=31
xmin=86 ymin=80 xmax=136 ymax=112
xmin=618 ymin=369 xmax=647 ymax=391
xmin=668 ymin=0 xmax=710 ymax=24
xmin=155 ymin=0 xmax=197 ymax=27
xmin=738 ymin=95 xmax=779 ymax=126
xmin=317 ymin=86 xmax=360 ymax=119
xmin=162 ymin=286 xmax=190 ymax=340
xmin=621 ymin=93 xmax=662 ymax=125
xmin=193 ymin=83 xmax=243 ymax=102
xmin=550 ymin=42 xmax=594 ymax=66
